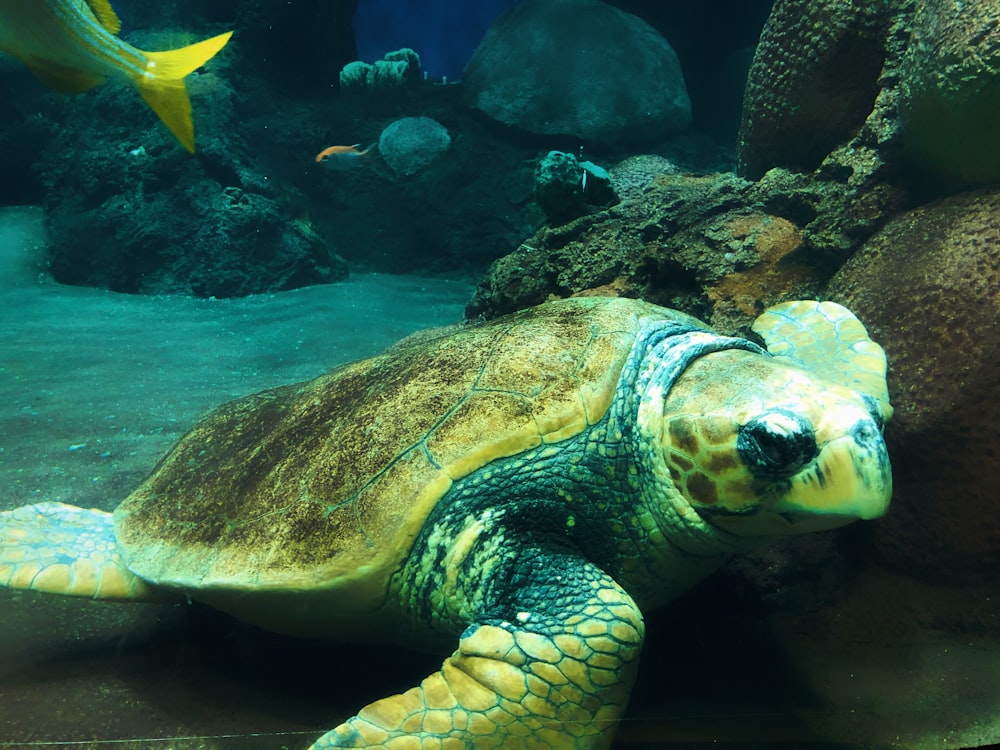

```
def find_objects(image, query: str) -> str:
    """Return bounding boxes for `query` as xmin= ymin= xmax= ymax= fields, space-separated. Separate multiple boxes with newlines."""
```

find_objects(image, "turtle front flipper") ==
xmin=0 ymin=502 xmax=157 ymax=600
xmin=309 ymin=552 xmax=644 ymax=749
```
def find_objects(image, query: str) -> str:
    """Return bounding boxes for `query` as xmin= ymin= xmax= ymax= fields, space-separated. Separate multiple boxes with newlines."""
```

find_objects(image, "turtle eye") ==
xmin=737 ymin=410 xmax=817 ymax=479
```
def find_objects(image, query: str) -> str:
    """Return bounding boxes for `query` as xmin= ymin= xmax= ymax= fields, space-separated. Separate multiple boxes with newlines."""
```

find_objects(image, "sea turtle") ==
xmin=0 ymin=296 xmax=892 ymax=749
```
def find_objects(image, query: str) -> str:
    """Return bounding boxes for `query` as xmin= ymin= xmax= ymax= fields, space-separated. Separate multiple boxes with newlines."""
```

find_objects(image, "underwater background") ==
xmin=1 ymin=0 xmax=999 ymax=748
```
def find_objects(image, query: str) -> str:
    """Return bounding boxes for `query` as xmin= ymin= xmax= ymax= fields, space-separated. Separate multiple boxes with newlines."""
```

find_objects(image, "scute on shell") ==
xmin=112 ymin=297 xmax=685 ymax=604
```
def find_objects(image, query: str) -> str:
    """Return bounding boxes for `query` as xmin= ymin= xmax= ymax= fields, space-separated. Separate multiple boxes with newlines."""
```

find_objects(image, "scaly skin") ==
xmin=305 ymin=304 xmax=892 ymax=748
xmin=0 ymin=503 xmax=157 ymax=600
xmin=306 ymin=328 xmax=758 ymax=749
xmin=310 ymin=552 xmax=644 ymax=750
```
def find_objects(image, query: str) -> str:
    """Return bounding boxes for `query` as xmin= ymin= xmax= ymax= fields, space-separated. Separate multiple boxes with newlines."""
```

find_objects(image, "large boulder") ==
xmin=737 ymin=0 xmax=1000 ymax=192
xmin=897 ymin=0 xmax=1000 ymax=187
xmin=378 ymin=116 xmax=451 ymax=177
xmin=737 ymin=0 xmax=891 ymax=181
xmin=825 ymin=189 xmax=1000 ymax=583
xmin=466 ymin=167 xmax=906 ymax=331
xmin=462 ymin=0 xmax=691 ymax=147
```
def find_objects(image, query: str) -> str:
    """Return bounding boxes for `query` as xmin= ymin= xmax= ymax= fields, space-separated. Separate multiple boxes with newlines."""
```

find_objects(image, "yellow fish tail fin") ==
xmin=142 ymin=31 xmax=233 ymax=81
xmin=136 ymin=76 xmax=195 ymax=152
xmin=134 ymin=32 xmax=232 ymax=153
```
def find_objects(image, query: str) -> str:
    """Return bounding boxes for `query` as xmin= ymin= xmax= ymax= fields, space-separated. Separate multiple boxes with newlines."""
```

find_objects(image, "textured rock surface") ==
xmin=38 ymin=36 xmax=346 ymax=298
xmin=825 ymin=189 xmax=1000 ymax=583
xmin=737 ymin=0 xmax=891 ymax=181
xmin=16 ymin=23 xmax=543 ymax=292
xmin=378 ymin=116 xmax=451 ymax=177
xmin=340 ymin=49 xmax=423 ymax=94
xmin=608 ymin=154 xmax=678 ymax=200
xmin=738 ymin=0 xmax=1000 ymax=192
xmin=0 ymin=58 xmax=56 ymax=206
xmin=606 ymin=0 xmax=774 ymax=140
xmin=533 ymin=151 xmax=617 ymax=224
xmin=303 ymin=84 xmax=544 ymax=276
xmin=467 ymin=168 xmax=906 ymax=334
xmin=898 ymin=0 xmax=1000 ymax=186
xmin=463 ymin=0 xmax=691 ymax=146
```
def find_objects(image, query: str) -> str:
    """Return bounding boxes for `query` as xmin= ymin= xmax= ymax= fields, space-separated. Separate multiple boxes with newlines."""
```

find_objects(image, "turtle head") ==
xmin=657 ymin=301 xmax=892 ymax=537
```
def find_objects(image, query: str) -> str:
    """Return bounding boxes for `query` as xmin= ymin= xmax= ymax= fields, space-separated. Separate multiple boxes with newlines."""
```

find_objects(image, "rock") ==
xmin=897 ymin=0 xmax=1000 ymax=187
xmin=534 ymin=151 xmax=617 ymax=224
xmin=340 ymin=48 xmax=423 ymax=94
xmin=467 ymin=167 xmax=905 ymax=331
xmin=0 ymin=57 xmax=57 ymax=205
xmin=38 ymin=48 xmax=347 ymax=298
xmin=377 ymin=116 xmax=451 ymax=176
xmin=737 ymin=0 xmax=891 ymax=181
xmin=737 ymin=0 xmax=1000 ymax=193
xmin=306 ymin=88 xmax=544 ymax=275
xmin=608 ymin=154 xmax=679 ymax=200
xmin=825 ymin=188 xmax=1000 ymax=583
xmin=462 ymin=0 xmax=691 ymax=146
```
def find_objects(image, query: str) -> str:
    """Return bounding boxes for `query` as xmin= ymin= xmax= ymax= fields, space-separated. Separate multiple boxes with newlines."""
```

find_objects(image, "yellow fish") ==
xmin=0 ymin=0 xmax=232 ymax=152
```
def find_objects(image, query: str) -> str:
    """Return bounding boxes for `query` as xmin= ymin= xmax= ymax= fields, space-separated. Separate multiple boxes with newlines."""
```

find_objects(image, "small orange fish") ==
xmin=314 ymin=143 xmax=370 ymax=165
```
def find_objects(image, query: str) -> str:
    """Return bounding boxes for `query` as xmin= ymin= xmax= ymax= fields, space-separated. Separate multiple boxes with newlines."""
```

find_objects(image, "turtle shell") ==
xmin=113 ymin=297 xmax=701 ymax=621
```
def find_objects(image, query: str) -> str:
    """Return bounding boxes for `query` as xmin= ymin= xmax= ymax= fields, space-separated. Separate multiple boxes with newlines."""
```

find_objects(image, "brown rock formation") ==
xmin=826 ymin=188 xmax=1000 ymax=583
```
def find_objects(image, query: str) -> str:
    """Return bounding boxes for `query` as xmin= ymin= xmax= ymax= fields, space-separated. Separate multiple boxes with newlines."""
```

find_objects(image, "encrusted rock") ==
xmin=608 ymin=154 xmax=679 ymax=200
xmin=897 ymin=0 xmax=1000 ymax=186
xmin=378 ymin=116 xmax=451 ymax=176
xmin=737 ymin=0 xmax=891 ymax=181
xmin=534 ymin=151 xmax=617 ymax=224
xmin=467 ymin=169 xmax=905 ymax=332
xmin=340 ymin=48 xmax=423 ymax=93
xmin=38 ymin=53 xmax=347 ymax=298
xmin=825 ymin=188 xmax=1000 ymax=583
xmin=738 ymin=0 xmax=1000 ymax=192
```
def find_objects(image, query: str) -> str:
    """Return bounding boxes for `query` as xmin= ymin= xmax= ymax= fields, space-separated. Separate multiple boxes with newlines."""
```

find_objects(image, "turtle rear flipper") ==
xmin=0 ymin=502 xmax=157 ymax=601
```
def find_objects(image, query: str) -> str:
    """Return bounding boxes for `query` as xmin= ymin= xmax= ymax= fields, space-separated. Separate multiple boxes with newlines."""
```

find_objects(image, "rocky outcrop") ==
xmin=738 ymin=0 xmax=1000 ymax=192
xmin=467 ymin=167 xmax=905 ymax=334
xmin=737 ymin=0 xmax=891 ymax=181
xmin=38 ymin=36 xmax=347 ymax=298
xmin=897 ymin=0 xmax=1000 ymax=187
xmin=378 ymin=116 xmax=451 ymax=177
xmin=825 ymin=189 xmax=1000 ymax=584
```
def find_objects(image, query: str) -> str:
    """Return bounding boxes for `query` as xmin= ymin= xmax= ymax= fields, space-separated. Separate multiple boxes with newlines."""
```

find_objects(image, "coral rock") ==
xmin=825 ymin=188 xmax=1000 ymax=583
xmin=737 ymin=0 xmax=890 ymax=180
xmin=898 ymin=0 xmax=1000 ymax=186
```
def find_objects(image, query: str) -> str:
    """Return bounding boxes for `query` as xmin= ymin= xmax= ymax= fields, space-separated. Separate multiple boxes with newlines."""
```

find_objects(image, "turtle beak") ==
xmin=775 ymin=419 xmax=892 ymax=523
